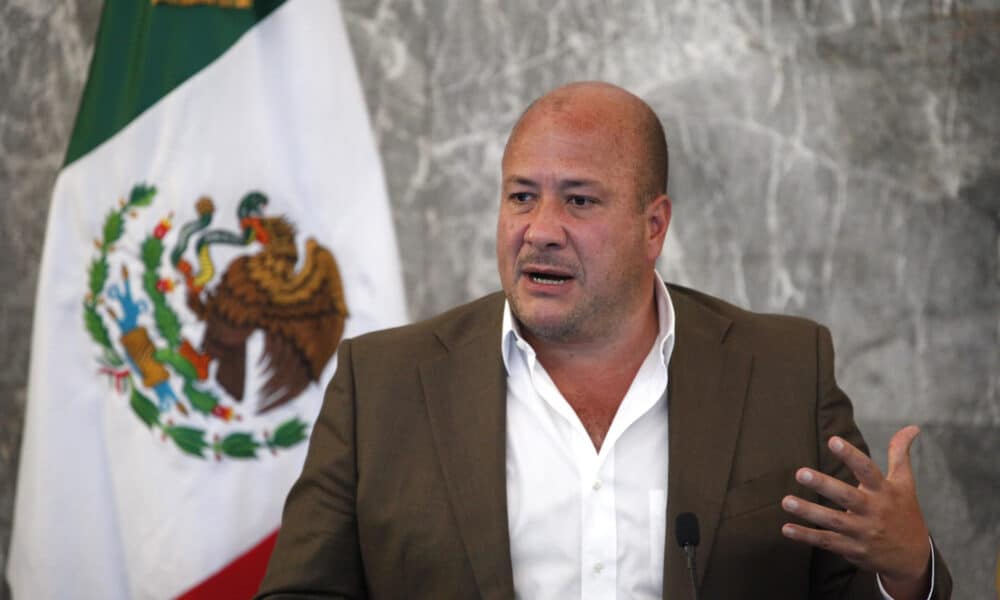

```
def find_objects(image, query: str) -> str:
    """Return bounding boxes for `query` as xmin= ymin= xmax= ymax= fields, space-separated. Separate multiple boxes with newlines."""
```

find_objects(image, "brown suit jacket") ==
xmin=257 ymin=285 xmax=951 ymax=599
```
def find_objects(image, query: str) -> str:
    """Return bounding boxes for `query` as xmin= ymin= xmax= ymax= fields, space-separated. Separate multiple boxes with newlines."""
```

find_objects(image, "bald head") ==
xmin=505 ymin=82 xmax=669 ymax=210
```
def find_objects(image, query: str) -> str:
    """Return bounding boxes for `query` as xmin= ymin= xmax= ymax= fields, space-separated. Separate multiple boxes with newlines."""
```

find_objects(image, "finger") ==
xmin=781 ymin=523 xmax=865 ymax=563
xmin=829 ymin=435 xmax=884 ymax=490
xmin=781 ymin=495 xmax=861 ymax=537
xmin=795 ymin=468 xmax=866 ymax=512
xmin=887 ymin=425 xmax=920 ymax=479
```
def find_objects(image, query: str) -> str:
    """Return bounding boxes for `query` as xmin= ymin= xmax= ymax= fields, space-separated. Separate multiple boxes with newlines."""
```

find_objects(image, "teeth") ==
xmin=530 ymin=274 xmax=568 ymax=285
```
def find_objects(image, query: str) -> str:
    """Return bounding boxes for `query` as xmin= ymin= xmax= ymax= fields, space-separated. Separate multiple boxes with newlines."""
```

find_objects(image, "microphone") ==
xmin=675 ymin=512 xmax=701 ymax=600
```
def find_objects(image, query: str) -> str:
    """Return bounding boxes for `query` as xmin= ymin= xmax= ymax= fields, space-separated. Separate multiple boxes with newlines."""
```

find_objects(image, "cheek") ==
xmin=589 ymin=226 xmax=644 ymax=276
xmin=496 ymin=217 xmax=521 ymax=253
xmin=495 ymin=220 xmax=517 ymax=276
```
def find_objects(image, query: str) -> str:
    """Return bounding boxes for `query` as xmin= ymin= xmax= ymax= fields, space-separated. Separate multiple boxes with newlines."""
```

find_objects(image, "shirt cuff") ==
xmin=875 ymin=537 xmax=936 ymax=600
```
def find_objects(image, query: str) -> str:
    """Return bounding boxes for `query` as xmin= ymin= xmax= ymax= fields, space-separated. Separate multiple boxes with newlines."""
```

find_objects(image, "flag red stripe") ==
xmin=176 ymin=529 xmax=278 ymax=600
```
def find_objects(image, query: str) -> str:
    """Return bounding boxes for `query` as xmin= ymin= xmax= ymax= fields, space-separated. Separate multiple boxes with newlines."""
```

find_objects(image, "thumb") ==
xmin=887 ymin=425 xmax=920 ymax=479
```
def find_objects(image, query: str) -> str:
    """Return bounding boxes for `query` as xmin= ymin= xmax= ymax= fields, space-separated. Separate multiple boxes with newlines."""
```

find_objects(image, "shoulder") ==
xmin=344 ymin=291 xmax=505 ymax=361
xmin=667 ymin=282 xmax=829 ymax=357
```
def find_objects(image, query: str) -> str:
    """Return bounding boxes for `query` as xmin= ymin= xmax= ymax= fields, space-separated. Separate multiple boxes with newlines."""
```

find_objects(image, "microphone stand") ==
xmin=675 ymin=512 xmax=701 ymax=600
xmin=682 ymin=542 xmax=700 ymax=600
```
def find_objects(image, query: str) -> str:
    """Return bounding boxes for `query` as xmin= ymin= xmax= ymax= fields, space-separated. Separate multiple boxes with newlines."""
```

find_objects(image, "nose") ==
xmin=523 ymin=197 xmax=567 ymax=249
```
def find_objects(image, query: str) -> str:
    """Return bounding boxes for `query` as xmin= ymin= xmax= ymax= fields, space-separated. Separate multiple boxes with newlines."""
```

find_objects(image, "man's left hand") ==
xmin=780 ymin=425 xmax=932 ymax=600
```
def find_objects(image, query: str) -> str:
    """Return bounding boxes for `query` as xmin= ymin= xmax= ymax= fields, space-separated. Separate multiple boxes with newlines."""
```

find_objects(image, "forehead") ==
xmin=502 ymin=109 xmax=636 ymax=183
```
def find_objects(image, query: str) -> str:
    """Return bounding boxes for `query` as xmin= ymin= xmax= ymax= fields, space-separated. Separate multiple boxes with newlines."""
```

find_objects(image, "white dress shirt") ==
xmin=502 ymin=274 xmax=675 ymax=600
xmin=501 ymin=273 xmax=934 ymax=599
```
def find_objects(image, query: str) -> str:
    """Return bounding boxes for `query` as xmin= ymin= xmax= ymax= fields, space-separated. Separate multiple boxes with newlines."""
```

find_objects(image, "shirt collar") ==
xmin=501 ymin=272 xmax=676 ymax=373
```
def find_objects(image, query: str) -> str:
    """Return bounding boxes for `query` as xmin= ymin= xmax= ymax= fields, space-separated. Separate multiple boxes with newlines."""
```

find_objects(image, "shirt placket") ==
xmin=524 ymin=348 xmax=621 ymax=598
xmin=580 ymin=446 xmax=617 ymax=600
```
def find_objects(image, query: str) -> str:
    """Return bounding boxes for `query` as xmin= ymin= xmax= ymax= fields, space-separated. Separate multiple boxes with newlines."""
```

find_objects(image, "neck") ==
xmin=520 ymin=282 xmax=660 ymax=451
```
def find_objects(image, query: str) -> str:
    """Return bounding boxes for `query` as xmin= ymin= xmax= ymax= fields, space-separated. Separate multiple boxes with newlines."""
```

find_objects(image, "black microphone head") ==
xmin=675 ymin=512 xmax=700 ymax=547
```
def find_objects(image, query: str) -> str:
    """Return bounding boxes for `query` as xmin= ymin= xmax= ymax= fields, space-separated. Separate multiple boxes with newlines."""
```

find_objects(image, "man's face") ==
xmin=496 ymin=107 xmax=668 ymax=344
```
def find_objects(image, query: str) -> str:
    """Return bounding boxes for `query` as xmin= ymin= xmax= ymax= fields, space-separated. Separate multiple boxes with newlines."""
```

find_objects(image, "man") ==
xmin=257 ymin=82 xmax=951 ymax=599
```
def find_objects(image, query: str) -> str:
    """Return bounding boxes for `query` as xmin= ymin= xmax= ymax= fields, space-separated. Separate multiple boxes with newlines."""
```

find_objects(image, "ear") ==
xmin=645 ymin=193 xmax=671 ymax=261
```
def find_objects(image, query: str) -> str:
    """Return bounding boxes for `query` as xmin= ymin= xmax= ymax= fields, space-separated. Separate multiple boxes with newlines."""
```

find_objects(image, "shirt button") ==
xmin=593 ymin=562 xmax=603 ymax=574
xmin=592 ymin=480 xmax=602 ymax=491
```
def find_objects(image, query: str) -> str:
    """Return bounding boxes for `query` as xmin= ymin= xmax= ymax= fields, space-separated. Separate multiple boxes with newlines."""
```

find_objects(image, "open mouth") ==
xmin=524 ymin=270 xmax=573 ymax=286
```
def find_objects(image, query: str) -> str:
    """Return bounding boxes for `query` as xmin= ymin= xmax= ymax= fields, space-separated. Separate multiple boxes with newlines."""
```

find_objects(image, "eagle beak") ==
xmin=240 ymin=217 xmax=270 ymax=244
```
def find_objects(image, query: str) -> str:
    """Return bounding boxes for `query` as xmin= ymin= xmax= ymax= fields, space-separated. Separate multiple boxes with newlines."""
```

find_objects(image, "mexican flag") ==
xmin=6 ymin=0 xmax=406 ymax=597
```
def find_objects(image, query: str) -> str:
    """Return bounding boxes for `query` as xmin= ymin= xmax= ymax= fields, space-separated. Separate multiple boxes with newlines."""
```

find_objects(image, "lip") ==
xmin=517 ymin=263 xmax=577 ymax=294
xmin=519 ymin=263 xmax=576 ymax=278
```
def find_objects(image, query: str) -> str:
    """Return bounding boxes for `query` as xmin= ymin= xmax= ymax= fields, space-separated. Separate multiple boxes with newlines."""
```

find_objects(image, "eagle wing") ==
xmin=197 ymin=255 xmax=270 ymax=401
xmin=244 ymin=238 xmax=348 ymax=413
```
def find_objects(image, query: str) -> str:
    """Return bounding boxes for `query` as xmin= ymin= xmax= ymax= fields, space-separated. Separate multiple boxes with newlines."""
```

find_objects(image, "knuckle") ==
xmin=867 ymin=524 xmax=886 ymax=541
xmin=860 ymin=544 xmax=874 ymax=561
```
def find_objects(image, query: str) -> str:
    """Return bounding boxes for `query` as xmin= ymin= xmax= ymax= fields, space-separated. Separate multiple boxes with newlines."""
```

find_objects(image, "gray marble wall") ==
xmin=2 ymin=0 xmax=997 ymax=597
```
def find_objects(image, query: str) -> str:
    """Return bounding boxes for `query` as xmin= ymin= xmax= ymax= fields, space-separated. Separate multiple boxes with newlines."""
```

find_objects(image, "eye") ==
xmin=567 ymin=195 xmax=594 ymax=207
xmin=509 ymin=192 xmax=535 ymax=203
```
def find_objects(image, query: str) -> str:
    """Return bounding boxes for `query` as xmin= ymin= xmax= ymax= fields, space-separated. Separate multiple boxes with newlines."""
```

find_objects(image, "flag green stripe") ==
xmin=65 ymin=0 xmax=284 ymax=167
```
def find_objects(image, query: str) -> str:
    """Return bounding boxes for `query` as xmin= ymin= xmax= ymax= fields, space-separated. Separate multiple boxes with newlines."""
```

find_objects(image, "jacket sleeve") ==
xmin=256 ymin=338 xmax=368 ymax=599
xmin=807 ymin=326 xmax=952 ymax=600
xmin=927 ymin=541 xmax=953 ymax=600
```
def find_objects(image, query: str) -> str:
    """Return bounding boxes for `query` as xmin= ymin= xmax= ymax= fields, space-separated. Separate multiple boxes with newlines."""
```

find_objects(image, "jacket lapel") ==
xmin=664 ymin=289 xmax=753 ymax=599
xmin=418 ymin=294 xmax=515 ymax=600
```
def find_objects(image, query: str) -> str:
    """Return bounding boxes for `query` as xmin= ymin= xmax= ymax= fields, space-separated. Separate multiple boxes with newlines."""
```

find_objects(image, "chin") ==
xmin=508 ymin=290 xmax=584 ymax=337
xmin=514 ymin=310 xmax=579 ymax=342
xmin=526 ymin=323 xmax=580 ymax=343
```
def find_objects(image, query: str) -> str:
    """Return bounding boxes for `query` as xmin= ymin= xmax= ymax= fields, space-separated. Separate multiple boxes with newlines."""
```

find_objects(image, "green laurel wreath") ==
xmin=83 ymin=183 xmax=309 ymax=460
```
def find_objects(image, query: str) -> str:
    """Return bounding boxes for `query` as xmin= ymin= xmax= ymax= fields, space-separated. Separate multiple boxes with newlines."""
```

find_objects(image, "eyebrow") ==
xmin=504 ymin=176 xmax=537 ymax=188
xmin=560 ymin=179 xmax=599 ymax=190
xmin=502 ymin=176 xmax=600 ymax=190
